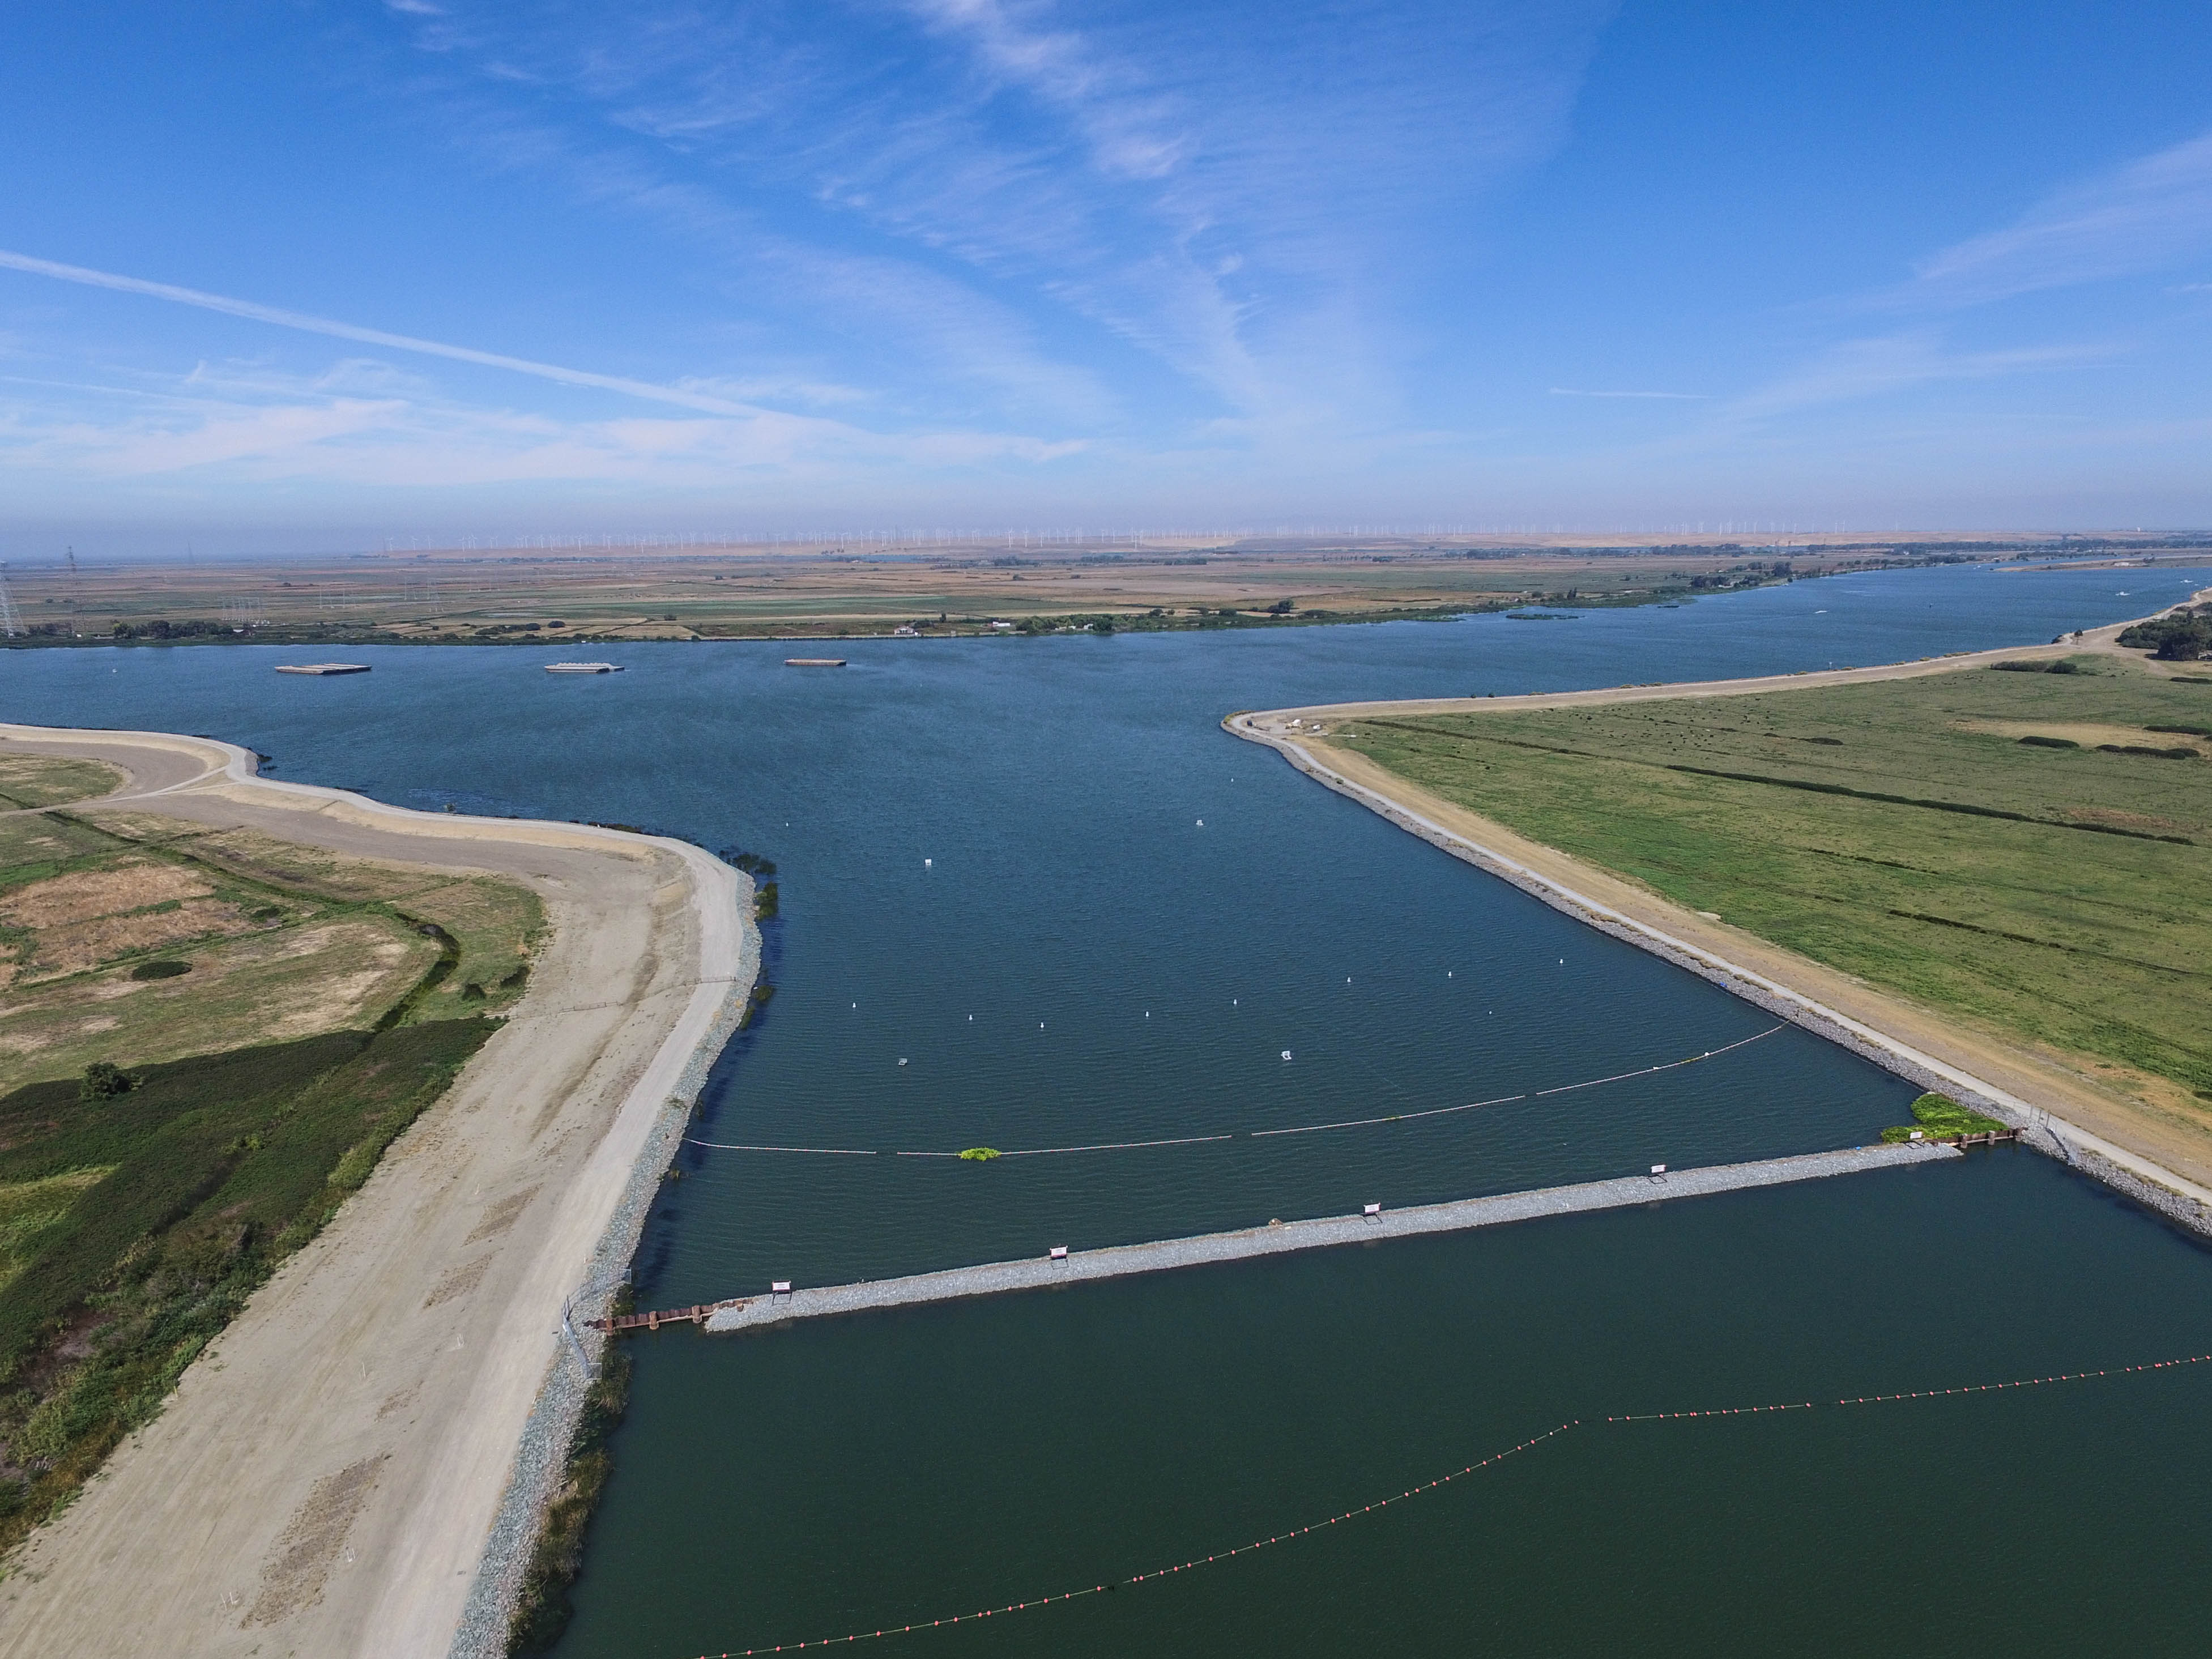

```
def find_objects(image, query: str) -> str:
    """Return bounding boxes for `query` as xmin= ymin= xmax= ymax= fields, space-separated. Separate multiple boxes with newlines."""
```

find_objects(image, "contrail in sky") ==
xmin=0 ymin=248 xmax=758 ymax=417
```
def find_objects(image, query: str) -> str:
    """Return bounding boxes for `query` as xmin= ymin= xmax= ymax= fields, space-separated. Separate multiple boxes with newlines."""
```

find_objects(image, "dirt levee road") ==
xmin=0 ymin=724 xmax=750 ymax=1658
xmin=1228 ymin=596 xmax=2212 ymax=1215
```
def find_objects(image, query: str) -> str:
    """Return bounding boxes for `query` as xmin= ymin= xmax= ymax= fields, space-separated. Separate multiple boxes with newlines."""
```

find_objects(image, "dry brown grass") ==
xmin=25 ymin=900 xmax=257 ymax=978
xmin=1957 ymin=718 xmax=2212 ymax=755
xmin=0 ymin=918 xmax=434 ymax=1089
xmin=0 ymin=860 xmax=212 ymax=929
xmin=0 ymin=755 xmax=121 ymax=811
xmin=0 ymin=756 xmax=544 ymax=1090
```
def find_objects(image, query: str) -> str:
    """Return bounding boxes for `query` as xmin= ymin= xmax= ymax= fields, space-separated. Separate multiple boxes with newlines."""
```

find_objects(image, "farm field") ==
xmin=0 ymin=755 xmax=540 ymax=1553
xmin=1 ymin=801 xmax=542 ymax=1093
xmin=0 ymin=535 xmax=2018 ymax=644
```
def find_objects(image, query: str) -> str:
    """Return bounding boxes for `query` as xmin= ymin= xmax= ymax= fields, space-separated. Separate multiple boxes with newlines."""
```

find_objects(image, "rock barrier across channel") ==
xmin=702 ymin=1141 xmax=1961 ymax=1336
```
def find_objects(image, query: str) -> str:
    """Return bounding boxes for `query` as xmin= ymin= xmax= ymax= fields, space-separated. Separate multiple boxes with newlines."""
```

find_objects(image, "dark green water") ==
xmin=585 ymin=1153 xmax=2212 ymax=1657
xmin=6 ymin=561 xmax=2209 ymax=1654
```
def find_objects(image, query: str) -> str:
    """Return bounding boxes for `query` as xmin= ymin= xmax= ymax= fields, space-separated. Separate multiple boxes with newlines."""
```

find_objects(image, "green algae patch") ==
xmin=1879 ymin=1093 xmax=2010 ymax=1144
xmin=958 ymin=1147 xmax=1003 ymax=1162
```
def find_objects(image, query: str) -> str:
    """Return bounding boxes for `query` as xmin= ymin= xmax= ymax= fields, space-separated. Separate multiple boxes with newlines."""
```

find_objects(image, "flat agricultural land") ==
xmin=0 ymin=754 xmax=545 ymax=1565
xmin=0 ymin=534 xmax=2091 ymax=643
xmin=1331 ymin=656 xmax=2212 ymax=1128
xmin=0 ymin=804 xmax=542 ymax=1093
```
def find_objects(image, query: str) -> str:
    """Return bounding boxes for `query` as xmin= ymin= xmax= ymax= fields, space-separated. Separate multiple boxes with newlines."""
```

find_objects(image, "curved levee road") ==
xmin=0 ymin=724 xmax=751 ymax=1659
xmin=1227 ymin=596 xmax=2212 ymax=1214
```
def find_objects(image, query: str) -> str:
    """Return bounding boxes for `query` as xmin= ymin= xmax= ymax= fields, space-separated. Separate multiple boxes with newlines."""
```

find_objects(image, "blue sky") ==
xmin=4 ymin=0 xmax=2211 ymax=551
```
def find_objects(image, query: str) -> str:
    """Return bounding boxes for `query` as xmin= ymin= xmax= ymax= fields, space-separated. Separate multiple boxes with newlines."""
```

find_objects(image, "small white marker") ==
xmin=1281 ymin=1050 xmax=1293 ymax=1061
xmin=1049 ymin=1246 xmax=1068 ymax=1261
xmin=1196 ymin=818 xmax=1204 ymax=826
xmin=1363 ymin=1202 xmax=1382 ymax=1218
xmin=898 ymin=1058 xmax=908 ymax=1067
xmin=924 ymin=858 xmax=932 ymax=867
xmin=1651 ymin=1164 xmax=1667 ymax=1176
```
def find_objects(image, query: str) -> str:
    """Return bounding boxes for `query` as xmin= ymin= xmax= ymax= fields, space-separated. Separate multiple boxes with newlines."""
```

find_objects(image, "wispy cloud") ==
xmin=1723 ymin=332 xmax=2110 ymax=421
xmin=1902 ymin=129 xmax=2212 ymax=305
xmin=0 ymin=358 xmax=1086 ymax=488
xmin=1549 ymin=387 xmax=1707 ymax=400
xmin=381 ymin=0 xmax=1613 ymax=428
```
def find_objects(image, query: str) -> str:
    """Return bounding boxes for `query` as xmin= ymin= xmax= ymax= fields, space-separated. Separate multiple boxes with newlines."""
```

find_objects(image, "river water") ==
xmin=6 ymin=560 xmax=2210 ymax=1654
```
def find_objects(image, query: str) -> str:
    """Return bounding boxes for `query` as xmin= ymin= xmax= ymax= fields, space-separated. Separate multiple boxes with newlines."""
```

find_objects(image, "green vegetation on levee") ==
xmin=0 ymin=1021 xmax=493 ymax=1556
xmin=959 ymin=1147 xmax=1002 ymax=1162
xmin=0 ymin=754 xmax=120 ymax=811
xmin=0 ymin=753 xmax=537 ymax=1559
xmin=1879 ymin=1093 xmax=2010 ymax=1144
xmin=2118 ymin=602 xmax=2211 ymax=662
xmin=508 ymin=1321 xmax=632 ymax=1653
xmin=1336 ymin=657 xmax=2212 ymax=1103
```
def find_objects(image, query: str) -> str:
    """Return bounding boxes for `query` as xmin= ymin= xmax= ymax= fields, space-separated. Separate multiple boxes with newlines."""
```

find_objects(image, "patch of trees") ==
xmin=108 ymin=619 xmax=234 ymax=639
xmin=2117 ymin=604 xmax=2211 ymax=661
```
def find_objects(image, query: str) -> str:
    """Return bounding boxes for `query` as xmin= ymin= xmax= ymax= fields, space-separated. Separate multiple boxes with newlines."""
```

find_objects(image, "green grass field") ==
xmin=1336 ymin=658 xmax=2211 ymax=1101
xmin=0 ymin=1023 xmax=493 ymax=1552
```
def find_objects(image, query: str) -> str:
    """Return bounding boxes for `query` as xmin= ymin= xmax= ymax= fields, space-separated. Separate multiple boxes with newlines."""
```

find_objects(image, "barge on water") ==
xmin=274 ymin=663 xmax=370 ymax=676
xmin=544 ymin=662 xmax=624 ymax=674
xmin=785 ymin=657 xmax=847 ymax=667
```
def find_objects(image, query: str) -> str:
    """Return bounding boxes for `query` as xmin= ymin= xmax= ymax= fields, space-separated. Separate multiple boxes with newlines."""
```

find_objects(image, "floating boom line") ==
xmin=688 ymin=1347 xmax=2212 ymax=1657
xmin=684 ymin=1025 xmax=1788 ymax=1160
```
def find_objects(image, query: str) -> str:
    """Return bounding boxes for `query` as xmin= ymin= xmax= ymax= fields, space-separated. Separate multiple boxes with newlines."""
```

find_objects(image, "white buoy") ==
xmin=898 ymin=1058 xmax=908 ymax=1067
xmin=1281 ymin=1050 xmax=1293 ymax=1061
xmin=924 ymin=858 xmax=932 ymax=867
xmin=1196 ymin=818 xmax=1204 ymax=826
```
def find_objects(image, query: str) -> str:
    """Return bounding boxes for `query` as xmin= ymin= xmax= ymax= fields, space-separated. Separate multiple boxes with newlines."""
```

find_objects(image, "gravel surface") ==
xmin=447 ymin=875 xmax=758 ymax=1659
xmin=705 ymin=1142 xmax=1958 ymax=1335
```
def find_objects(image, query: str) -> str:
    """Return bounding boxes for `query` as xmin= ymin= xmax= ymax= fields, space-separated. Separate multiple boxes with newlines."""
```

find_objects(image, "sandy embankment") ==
xmin=1228 ymin=601 xmax=2212 ymax=1226
xmin=0 ymin=723 xmax=756 ymax=1659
